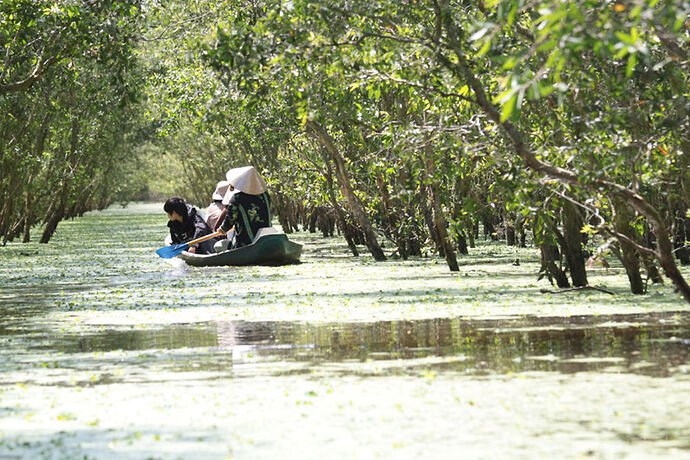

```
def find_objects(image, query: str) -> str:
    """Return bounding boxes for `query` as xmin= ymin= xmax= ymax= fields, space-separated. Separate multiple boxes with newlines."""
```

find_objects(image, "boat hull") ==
xmin=177 ymin=233 xmax=302 ymax=267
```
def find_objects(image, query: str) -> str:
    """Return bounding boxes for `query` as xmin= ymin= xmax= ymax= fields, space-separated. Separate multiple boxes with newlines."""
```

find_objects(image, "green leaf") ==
xmin=500 ymin=94 xmax=516 ymax=122
xmin=626 ymin=52 xmax=637 ymax=77
xmin=539 ymin=83 xmax=555 ymax=97
xmin=615 ymin=31 xmax=633 ymax=45
xmin=476 ymin=39 xmax=492 ymax=57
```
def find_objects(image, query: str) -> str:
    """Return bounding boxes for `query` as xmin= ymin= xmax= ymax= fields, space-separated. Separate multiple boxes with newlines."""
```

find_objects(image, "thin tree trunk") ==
xmin=273 ymin=192 xmax=294 ymax=233
xmin=466 ymin=218 xmax=476 ymax=248
xmin=323 ymin=155 xmax=359 ymax=257
xmin=40 ymin=171 xmax=72 ymax=244
xmin=540 ymin=243 xmax=570 ymax=288
xmin=642 ymin=254 xmax=664 ymax=284
xmin=455 ymin=230 xmax=468 ymax=255
xmin=23 ymin=187 xmax=31 ymax=243
xmin=376 ymin=170 xmax=407 ymax=258
xmin=421 ymin=195 xmax=441 ymax=254
xmin=562 ymin=201 xmax=588 ymax=287
xmin=674 ymin=207 xmax=690 ymax=265
xmin=423 ymin=153 xmax=459 ymax=271
xmin=40 ymin=202 xmax=65 ymax=243
xmin=612 ymin=198 xmax=644 ymax=294
xmin=306 ymin=120 xmax=385 ymax=260
xmin=22 ymin=114 xmax=50 ymax=243
xmin=506 ymin=223 xmax=516 ymax=246
xmin=516 ymin=216 xmax=526 ymax=248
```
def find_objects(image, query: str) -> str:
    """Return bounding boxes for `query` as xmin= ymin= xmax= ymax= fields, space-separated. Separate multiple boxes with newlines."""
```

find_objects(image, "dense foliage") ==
xmin=0 ymin=0 xmax=146 ymax=243
xmin=1 ymin=1 xmax=688 ymax=301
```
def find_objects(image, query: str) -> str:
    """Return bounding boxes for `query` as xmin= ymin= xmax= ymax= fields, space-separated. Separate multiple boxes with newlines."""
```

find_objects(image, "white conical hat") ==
xmin=222 ymin=166 xmax=267 ymax=204
xmin=212 ymin=180 xmax=230 ymax=201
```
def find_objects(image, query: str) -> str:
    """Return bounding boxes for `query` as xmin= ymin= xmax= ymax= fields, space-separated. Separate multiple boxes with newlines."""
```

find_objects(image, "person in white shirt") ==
xmin=205 ymin=180 xmax=229 ymax=231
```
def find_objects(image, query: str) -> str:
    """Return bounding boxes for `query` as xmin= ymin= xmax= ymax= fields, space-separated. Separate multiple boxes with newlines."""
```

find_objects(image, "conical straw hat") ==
xmin=212 ymin=181 xmax=230 ymax=201
xmin=222 ymin=166 xmax=267 ymax=204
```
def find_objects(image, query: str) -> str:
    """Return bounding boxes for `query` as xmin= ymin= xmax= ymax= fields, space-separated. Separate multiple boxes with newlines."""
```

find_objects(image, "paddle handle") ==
xmin=186 ymin=230 xmax=224 ymax=247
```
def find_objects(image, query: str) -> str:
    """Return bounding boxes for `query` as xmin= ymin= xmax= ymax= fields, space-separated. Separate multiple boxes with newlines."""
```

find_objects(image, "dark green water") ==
xmin=5 ymin=314 xmax=687 ymax=378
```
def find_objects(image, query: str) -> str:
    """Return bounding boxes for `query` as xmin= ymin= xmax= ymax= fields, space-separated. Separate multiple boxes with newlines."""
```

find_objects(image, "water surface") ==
xmin=0 ymin=203 xmax=688 ymax=459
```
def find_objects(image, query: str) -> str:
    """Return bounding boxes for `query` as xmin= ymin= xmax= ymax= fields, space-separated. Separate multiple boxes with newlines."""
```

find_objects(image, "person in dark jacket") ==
xmin=164 ymin=196 xmax=215 ymax=254
xmin=217 ymin=166 xmax=272 ymax=249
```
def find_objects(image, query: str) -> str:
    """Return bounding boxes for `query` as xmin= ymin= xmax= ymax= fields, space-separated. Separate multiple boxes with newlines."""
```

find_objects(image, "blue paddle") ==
xmin=156 ymin=231 xmax=224 ymax=259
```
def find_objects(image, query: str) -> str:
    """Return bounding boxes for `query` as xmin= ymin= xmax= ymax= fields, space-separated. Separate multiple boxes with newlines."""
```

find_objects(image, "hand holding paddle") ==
xmin=156 ymin=231 xmax=224 ymax=259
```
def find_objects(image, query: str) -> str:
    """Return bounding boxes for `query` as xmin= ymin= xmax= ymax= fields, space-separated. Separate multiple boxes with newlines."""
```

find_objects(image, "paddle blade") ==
xmin=155 ymin=243 xmax=188 ymax=259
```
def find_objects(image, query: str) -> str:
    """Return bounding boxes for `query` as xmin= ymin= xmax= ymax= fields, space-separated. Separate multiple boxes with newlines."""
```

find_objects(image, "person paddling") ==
xmin=164 ymin=196 xmax=216 ymax=254
xmin=216 ymin=166 xmax=272 ymax=250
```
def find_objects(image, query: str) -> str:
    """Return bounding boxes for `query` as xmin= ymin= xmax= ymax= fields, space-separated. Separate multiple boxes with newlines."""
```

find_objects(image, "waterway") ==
xmin=0 ymin=203 xmax=688 ymax=459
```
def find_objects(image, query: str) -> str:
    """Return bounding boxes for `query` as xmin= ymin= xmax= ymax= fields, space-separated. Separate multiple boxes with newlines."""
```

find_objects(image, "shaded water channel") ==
xmin=1 ymin=204 xmax=689 ymax=459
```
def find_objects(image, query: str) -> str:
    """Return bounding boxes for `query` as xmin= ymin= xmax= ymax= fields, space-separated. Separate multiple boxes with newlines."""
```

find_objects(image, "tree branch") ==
xmin=0 ymin=54 xmax=60 ymax=95
xmin=358 ymin=70 xmax=476 ymax=104
xmin=141 ymin=12 xmax=216 ymax=42
xmin=540 ymin=286 xmax=615 ymax=295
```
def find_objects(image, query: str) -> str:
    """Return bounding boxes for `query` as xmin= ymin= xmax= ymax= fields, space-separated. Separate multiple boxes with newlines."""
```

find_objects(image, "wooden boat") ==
xmin=177 ymin=231 xmax=302 ymax=267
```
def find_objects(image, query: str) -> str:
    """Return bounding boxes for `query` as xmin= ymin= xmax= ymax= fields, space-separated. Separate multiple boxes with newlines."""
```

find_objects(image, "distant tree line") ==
xmin=0 ymin=0 xmax=148 ymax=244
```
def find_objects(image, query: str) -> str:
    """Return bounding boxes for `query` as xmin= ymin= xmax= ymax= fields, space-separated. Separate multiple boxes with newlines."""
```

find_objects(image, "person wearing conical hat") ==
xmin=216 ymin=166 xmax=272 ymax=248
xmin=205 ymin=180 xmax=229 ymax=231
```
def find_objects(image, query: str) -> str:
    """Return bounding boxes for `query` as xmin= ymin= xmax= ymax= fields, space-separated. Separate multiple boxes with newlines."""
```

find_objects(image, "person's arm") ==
xmin=185 ymin=213 xmax=212 ymax=254
xmin=213 ymin=208 xmax=227 ymax=231
xmin=218 ymin=203 xmax=238 ymax=234
xmin=192 ymin=213 xmax=211 ymax=239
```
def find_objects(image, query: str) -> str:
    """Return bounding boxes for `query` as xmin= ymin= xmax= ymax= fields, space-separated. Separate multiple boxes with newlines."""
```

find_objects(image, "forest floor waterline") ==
xmin=0 ymin=203 xmax=689 ymax=459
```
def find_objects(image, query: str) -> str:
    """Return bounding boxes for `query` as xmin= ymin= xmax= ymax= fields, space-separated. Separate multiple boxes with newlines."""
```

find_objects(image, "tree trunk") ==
xmin=641 ymin=228 xmax=663 ymax=283
xmin=673 ymin=207 xmax=690 ymax=265
xmin=272 ymin=192 xmax=294 ymax=233
xmin=427 ymin=172 xmax=459 ymax=271
xmin=306 ymin=120 xmax=385 ymax=260
xmin=562 ymin=201 xmax=588 ymax=287
xmin=455 ymin=230 xmax=468 ymax=255
xmin=642 ymin=254 xmax=664 ymax=284
xmin=466 ymin=218 xmax=476 ymax=248
xmin=481 ymin=212 xmax=496 ymax=240
xmin=411 ymin=110 xmax=459 ymax=270
xmin=22 ymin=189 xmax=31 ymax=243
xmin=39 ymin=174 xmax=71 ymax=244
xmin=612 ymin=198 xmax=644 ymax=294
xmin=540 ymin=243 xmax=570 ymax=288
xmin=40 ymin=203 xmax=65 ymax=244
xmin=324 ymin=157 xmax=359 ymax=257
xmin=376 ymin=170 xmax=407 ymax=258
xmin=421 ymin=196 xmax=442 ymax=255
xmin=0 ymin=175 xmax=17 ymax=245
xmin=22 ymin=175 xmax=33 ymax=243
xmin=515 ymin=216 xmax=527 ymax=248
xmin=506 ymin=223 xmax=516 ymax=246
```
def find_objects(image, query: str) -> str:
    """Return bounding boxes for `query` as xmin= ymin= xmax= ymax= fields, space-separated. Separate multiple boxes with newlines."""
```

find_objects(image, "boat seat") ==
xmin=252 ymin=226 xmax=281 ymax=243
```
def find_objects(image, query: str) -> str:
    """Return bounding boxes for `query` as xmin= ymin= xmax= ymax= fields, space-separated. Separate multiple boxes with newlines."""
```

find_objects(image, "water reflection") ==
xmin=49 ymin=312 xmax=689 ymax=377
